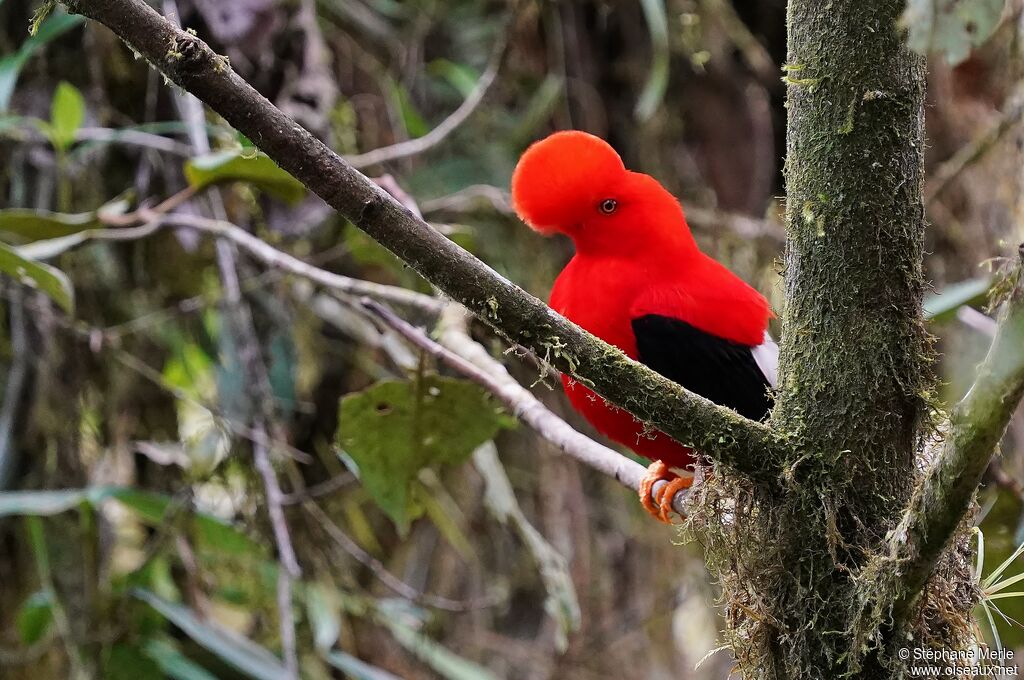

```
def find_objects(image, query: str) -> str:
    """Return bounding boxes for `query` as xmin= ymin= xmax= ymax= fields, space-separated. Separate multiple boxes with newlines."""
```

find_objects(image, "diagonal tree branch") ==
xmin=886 ymin=246 xmax=1024 ymax=621
xmin=58 ymin=0 xmax=790 ymax=481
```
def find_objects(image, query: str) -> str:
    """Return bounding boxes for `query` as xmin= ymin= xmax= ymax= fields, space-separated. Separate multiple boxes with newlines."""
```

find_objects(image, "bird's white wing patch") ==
xmin=751 ymin=331 xmax=779 ymax=389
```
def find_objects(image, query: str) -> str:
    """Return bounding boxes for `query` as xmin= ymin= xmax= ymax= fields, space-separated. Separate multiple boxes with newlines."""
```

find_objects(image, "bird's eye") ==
xmin=599 ymin=198 xmax=618 ymax=214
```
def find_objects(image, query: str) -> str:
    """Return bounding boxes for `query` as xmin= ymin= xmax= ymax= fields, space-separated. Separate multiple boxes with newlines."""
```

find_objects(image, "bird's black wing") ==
xmin=631 ymin=314 xmax=773 ymax=421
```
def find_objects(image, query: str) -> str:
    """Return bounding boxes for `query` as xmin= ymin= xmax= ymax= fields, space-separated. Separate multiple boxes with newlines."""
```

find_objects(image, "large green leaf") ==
xmin=184 ymin=150 xmax=306 ymax=203
xmin=0 ymin=11 xmax=84 ymax=111
xmin=134 ymin=589 xmax=288 ymax=680
xmin=0 ymin=208 xmax=100 ymax=241
xmin=903 ymin=0 xmax=1006 ymax=65
xmin=0 ymin=242 xmax=74 ymax=313
xmin=338 ymin=375 xmax=512 ymax=532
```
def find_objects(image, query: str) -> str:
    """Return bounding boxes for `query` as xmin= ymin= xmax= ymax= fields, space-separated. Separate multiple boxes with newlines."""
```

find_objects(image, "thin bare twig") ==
xmin=421 ymin=184 xmax=513 ymax=215
xmin=361 ymin=298 xmax=694 ymax=518
xmin=148 ymin=212 xmax=444 ymax=314
xmin=343 ymin=26 xmax=507 ymax=169
xmin=2 ymin=124 xmax=194 ymax=156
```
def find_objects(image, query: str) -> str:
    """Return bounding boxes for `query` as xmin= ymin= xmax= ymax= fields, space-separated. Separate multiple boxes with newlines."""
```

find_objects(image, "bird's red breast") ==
xmin=512 ymin=130 xmax=774 ymax=471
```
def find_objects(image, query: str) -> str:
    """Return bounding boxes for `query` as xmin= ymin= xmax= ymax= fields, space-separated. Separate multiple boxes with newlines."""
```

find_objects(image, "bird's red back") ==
xmin=512 ymin=131 xmax=773 ymax=469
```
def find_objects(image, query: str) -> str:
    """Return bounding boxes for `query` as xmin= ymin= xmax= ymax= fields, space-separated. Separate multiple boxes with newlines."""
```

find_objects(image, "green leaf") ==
xmin=923 ymin=276 xmax=991 ymax=321
xmin=184 ymin=150 xmax=306 ymax=204
xmin=0 ymin=242 xmax=74 ymax=313
xmin=143 ymin=638 xmax=219 ymax=680
xmin=104 ymin=644 xmax=164 ymax=680
xmin=902 ymin=0 xmax=1007 ymax=65
xmin=338 ymin=375 xmax=512 ymax=533
xmin=0 ymin=488 xmax=261 ymax=557
xmin=0 ymin=12 xmax=84 ymax=112
xmin=635 ymin=0 xmax=670 ymax=121
xmin=385 ymin=80 xmax=429 ymax=138
xmin=510 ymin=74 xmax=565 ymax=146
xmin=134 ymin=589 xmax=289 ymax=680
xmin=0 ymin=208 xmax=100 ymax=241
xmin=305 ymin=583 xmax=342 ymax=652
xmin=427 ymin=59 xmax=479 ymax=98
xmin=324 ymin=651 xmax=404 ymax=680
xmin=109 ymin=488 xmax=263 ymax=557
xmin=48 ymin=81 xmax=85 ymax=152
xmin=16 ymin=590 xmax=54 ymax=644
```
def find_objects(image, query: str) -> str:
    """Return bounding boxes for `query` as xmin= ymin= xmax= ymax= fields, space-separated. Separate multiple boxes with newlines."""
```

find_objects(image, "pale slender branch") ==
xmin=149 ymin=212 xmax=444 ymax=314
xmin=888 ymin=247 xmax=1024 ymax=620
xmin=6 ymin=124 xmax=193 ymax=155
xmin=342 ymin=21 xmax=506 ymax=169
xmin=421 ymin=184 xmax=513 ymax=215
xmin=23 ymin=202 xmax=441 ymax=313
xmin=60 ymin=0 xmax=789 ymax=480
xmin=684 ymin=206 xmax=785 ymax=242
xmin=253 ymin=425 xmax=300 ymax=679
xmin=363 ymin=298 xmax=695 ymax=518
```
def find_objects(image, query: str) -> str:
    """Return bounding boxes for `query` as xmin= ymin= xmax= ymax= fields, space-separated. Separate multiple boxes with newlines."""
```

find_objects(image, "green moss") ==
xmin=686 ymin=0 xmax=968 ymax=677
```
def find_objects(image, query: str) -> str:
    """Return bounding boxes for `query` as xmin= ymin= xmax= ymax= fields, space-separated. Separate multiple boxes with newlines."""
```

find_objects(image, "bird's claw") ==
xmin=638 ymin=460 xmax=693 ymax=523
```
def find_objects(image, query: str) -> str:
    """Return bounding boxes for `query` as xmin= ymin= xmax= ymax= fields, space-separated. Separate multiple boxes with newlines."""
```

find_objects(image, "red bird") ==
xmin=511 ymin=131 xmax=777 ymax=522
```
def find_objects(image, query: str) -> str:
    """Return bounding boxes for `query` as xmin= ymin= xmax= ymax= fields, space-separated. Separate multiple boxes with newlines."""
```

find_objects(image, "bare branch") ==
xmin=342 ymin=22 xmax=506 ymax=169
xmin=148 ymin=212 xmax=444 ymax=314
xmin=60 ymin=0 xmax=790 ymax=480
xmin=684 ymin=206 xmax=785 ymax=242
xmin=362 ymin=298 xmax=695 ymax=518
xmin=886 ymin=247 xmax=1024 ymax=621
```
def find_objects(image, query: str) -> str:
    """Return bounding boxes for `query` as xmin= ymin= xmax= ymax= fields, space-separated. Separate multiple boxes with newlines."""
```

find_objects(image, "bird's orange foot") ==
xmin=638 ymin=460 xmax=694 ymax=523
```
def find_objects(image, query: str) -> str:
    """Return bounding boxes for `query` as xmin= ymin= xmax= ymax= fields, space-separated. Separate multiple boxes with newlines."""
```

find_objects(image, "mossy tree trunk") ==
xmin=701 ymin=1 xmax=960 ymax=677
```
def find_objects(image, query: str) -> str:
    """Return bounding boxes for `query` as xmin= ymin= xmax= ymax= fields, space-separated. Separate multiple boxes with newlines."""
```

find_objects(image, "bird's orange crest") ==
xmin=511 ymin=130 xmax=626 ymax=235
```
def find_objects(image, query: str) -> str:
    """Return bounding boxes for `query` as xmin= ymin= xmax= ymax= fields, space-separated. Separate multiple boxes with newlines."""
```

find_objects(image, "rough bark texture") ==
xmin=694 ymin=2 xmax=936 ymax=677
